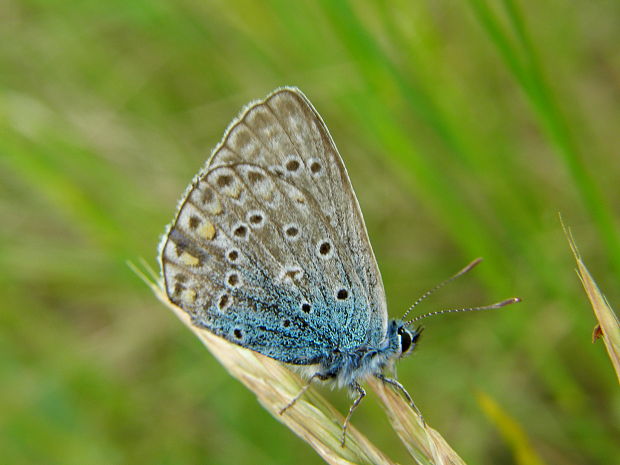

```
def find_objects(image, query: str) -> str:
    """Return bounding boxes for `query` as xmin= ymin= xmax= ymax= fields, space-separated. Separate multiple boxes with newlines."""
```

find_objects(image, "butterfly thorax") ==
xmin=316 ymin=320 xmax=421 ymax=389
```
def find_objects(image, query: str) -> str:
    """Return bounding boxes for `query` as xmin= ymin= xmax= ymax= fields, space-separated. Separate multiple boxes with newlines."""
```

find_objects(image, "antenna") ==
xmin=405 ymin=297 xmax=521 ymax=326
xmin=401 ymin=257 xmax=484 ymax=321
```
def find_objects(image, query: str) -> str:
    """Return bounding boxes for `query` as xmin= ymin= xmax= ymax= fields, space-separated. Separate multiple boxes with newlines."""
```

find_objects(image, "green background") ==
xmin=2 ymin=1 xmax=619 ymax=464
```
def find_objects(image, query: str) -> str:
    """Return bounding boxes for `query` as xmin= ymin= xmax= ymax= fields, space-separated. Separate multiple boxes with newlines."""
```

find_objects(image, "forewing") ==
xmin=160 ymin=88 xmax=387 ymax=363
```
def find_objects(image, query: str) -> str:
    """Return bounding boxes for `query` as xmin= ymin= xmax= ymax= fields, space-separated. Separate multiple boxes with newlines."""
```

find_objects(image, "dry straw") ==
xmin=562 ymin=219 xmax=620 ymax=384
xmin=133 ymin=261 xmax=467 ymax=465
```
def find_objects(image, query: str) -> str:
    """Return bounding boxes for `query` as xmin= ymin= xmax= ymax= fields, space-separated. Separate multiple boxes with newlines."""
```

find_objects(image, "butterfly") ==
xmin=159 ymin=87 xmax=519 ymax=446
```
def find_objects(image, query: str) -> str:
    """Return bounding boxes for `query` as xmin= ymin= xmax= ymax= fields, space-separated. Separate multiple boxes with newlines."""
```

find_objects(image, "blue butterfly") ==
xmin=159 ymin=87 xmax=518 ymax=445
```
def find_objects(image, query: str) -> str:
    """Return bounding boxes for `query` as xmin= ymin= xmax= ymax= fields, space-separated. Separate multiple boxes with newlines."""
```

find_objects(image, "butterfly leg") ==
xmin=375 ymin=374 xmax=425 ymax=425
xmin=340 ymin=382 xmax=366 ymax=448
xmin=279 ymin=372 xmax=332 ymax=415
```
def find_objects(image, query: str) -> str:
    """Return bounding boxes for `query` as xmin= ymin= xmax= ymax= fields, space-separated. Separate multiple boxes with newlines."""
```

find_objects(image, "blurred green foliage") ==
xmin=1 ymin=1 xmax=619 ymax=464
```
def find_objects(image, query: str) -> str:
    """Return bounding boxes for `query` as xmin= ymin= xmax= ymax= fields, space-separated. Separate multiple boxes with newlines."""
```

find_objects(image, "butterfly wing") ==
xmin=160 ymin=88 xmax=387 ymax=364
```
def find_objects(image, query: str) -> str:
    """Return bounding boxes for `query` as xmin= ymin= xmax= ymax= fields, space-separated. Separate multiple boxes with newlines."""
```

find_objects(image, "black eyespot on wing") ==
xmin=286 ymin=159 xmax=300 ymax=172
xmin=218 ymin=294 xmax=230 ymax=310
xmin=336 ymin=289 xmax=348 ymax=300
xmin=233 ymin=224 xmax=248 ymax=238
xmin=310 ymin=161 xmax=321 ymax=174
xmin=227 ymin=273 xmax=239 ymax=286
xmin=319 ymin=241 xmax=331 ymax=255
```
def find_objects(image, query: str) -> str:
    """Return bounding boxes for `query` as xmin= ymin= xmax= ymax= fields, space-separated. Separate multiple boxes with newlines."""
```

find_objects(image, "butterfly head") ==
xmin=385 ymin=319 xmax=422 ymax=360
xmin=397 ymin=323 xmax=423 ymax=358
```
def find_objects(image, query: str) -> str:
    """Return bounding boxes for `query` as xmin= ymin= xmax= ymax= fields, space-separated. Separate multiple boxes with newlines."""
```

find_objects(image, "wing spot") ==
xmin=180 ymin=251 xmax=201 ymax=266
xmin=183 ymin=288 xmax=197 ymax=303
xmin=188 ymin=215 xmax=201 ymax=229
xmin=233 ymin=329 xmax=243 ymax=339
xmin=284 ymin=224 xmax=299 ymax=240
xmin=217 ymin=175 xmax=233 ymax=188
xmin=198 ymin=221 xmax=216 ymax=240
xmin=317 ymin=240 xmax=333 ymax=259
xmin=201 ymin=188 xmax=222 ymax=214
xmin=283 ymin=319 xmax=291 ymax=327
xmin=202 ymin=189 xmax=214 ymax=203
xmin=301 ymin=303 xmax=311 ymax=313
xmin=174 ymin=243 xmax=185 ymax=257
xmin=173 ymin=282 xmax=185 ymax=297
xmin=337 ymin=289 xmax=349 ymax=300
xmin=247 ymin=210 xmax=266 ymax=228
xmin=218 ymin=293 xmax=231 ymax=311
xmin=233 ymin=223 xmax=249 ymax=239
xmin=248 ymin=171 xmax=265 ymax=184
xmin=286 ymin=159 xmax=300 ymax=172
xmin=226 ymin=272 xmax=241 ymax=288
xmin=210 ymin=170 xmax=242 ymax=200
xmin=281 ymin=266 xmax=303 ymax=284
xmin=227 ymin=249 xmax=239 ymax=263
xmin=309 ymin=159 xmax=322 ymax=175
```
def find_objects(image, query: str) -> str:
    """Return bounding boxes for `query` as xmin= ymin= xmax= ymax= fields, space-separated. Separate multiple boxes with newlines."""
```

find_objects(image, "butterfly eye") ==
xmin=398 ymin=327 xmax=414 ymax=355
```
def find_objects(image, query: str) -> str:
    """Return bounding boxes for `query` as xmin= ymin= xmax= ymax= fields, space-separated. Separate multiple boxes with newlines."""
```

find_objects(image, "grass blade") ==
xmin=562 ymin=220 xmax=620 ymax=383
xmin=369 ymin=378 xmax=467 ymax=465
